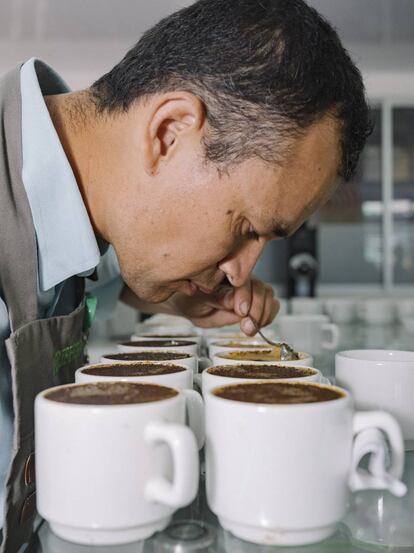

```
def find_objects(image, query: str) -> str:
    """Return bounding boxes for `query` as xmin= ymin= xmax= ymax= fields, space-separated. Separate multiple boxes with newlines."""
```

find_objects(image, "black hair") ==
xmin=91 ymin=0 xmax=372 ymax=180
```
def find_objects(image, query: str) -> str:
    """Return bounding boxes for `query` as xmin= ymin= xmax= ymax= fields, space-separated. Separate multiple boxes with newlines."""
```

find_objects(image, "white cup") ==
xmin=75 ymin=365 xmax=204 ymax=449
xmin=278 ymin=314 xmax=339 ymax=355
xmin=395 ymin=299 xmax=414 ymax=323
xmin=118 ymin=339 xmax=198 ymax=356
xmin=35 ymin=382 xmax=200 ymax=545
xmin=205 ymin=381 xmax=405 ymax=546
xmin=196 ymin=364 xmax=325 ymax=395
xmin=357 ymin=299 xmax=395 ymax=325
xmin=208 ymin=339 xmax=270 ymax=359
xmin=131 ymin=331 xmax=203 ymax=349
xmin=290 ymin=297 xmax=324 ymax=315
xmin=100 ymin=351 xmax=198 ymax=374
xmin=212 ymin=349 xmax=314 ymax=367
xmin=336 ymin=349 xmax=414 ymax=449
xmin=324 ymin=298 xmax=357 ymax=324
xmin=137 ymin=314 xmax=194 ymax=330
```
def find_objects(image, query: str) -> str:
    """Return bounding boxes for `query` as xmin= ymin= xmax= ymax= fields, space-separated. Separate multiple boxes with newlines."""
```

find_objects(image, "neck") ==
xmin=45 ymin=90 xmax=109 ymax=241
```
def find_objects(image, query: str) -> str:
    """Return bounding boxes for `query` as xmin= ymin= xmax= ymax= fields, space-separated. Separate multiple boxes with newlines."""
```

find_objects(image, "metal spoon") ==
xmin=248 ymin=317 xmax=297 ymax=361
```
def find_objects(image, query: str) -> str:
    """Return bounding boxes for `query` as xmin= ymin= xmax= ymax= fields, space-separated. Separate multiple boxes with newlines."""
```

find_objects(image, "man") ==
xmin=0 ymin=0 xmax=370 ymax=549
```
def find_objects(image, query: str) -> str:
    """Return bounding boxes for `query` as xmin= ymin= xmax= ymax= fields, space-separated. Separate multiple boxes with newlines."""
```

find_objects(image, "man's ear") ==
xmin=142 ymin=92 xmax=205 ymax=175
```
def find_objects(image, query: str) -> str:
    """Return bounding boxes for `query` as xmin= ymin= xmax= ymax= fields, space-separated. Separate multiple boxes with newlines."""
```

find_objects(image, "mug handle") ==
xmin=348 ymin=411 xmax=406 ymax=497
xmin=193 ymin=373 xmax=202 ymax=390
xmin=182 ymin=389 xmax=205 ymax=449
xmin=144 ymin=421 xmax=199 ymax=507
xmin=199 ymin=357 xmax=212 ymax=371
xmin=321 ymin=323 xmax=339 ymax=350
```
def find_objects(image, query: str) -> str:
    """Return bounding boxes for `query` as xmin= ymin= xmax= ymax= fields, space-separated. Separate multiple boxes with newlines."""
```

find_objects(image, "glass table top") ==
xmin=26 ymin=322 xmax=414 ymax=553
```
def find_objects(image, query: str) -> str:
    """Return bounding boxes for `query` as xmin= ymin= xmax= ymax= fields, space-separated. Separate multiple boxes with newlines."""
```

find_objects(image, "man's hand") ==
xmin=166 ymin=277 xmax=279 ymax=336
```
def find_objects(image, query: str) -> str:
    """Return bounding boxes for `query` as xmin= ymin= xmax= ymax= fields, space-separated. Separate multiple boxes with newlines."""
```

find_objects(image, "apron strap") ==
xmin=0 ymin=66 xmax=38 ymax=331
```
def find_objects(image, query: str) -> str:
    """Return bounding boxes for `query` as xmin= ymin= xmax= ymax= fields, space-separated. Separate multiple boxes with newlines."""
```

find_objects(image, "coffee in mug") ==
xmin=118 ymin=339 xmax=198 ymax=356
xmin=198 ymin=364 xmax=322 ymax=396
xmin=212 ymin=349 xmax=313 ymax=367
xmin=36 ymin=382 xmax=200 ymax=545
xmin=205 ymin=381 xmax=405 ymax=546
xmin=45 ymin=380 xmax=177 ymax=404
xmin=100 ymin=350 xmax=198 ymax=374
xmin=214 ymin=381 xmax=341 ymax=404
xmin=76 ymin=362 xmax=193 ymax=390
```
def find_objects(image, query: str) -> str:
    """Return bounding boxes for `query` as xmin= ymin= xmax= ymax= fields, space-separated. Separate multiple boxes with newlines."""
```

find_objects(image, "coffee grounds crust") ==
xmin=45 ymin=382 xmax=178 ymax=405
xmin=83 ymin=363 xmax=185 ymax=377
xmin=120 ymin=339 xmax=196 ymax=348
xmin=207 ymin=364 xmax=315 ymax=379
xmin=219 ymin=349 xmax=301 ymax=362
xmin=214 ymin=382 xmax=344 ymax=405
xmin=104 ymin=351 xmax=190 ymax=362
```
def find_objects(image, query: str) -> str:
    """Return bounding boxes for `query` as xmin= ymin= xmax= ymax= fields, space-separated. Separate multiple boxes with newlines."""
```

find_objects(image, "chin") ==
xmin=137 ymin=286 xmax=175 ymax=304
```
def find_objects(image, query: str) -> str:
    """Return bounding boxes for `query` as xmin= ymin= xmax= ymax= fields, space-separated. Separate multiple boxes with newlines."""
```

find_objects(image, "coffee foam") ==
xmin=207 ymin=364 xmax=316 ymax=379
xmin=213 ymin=382 xmax=344 ymax=405
xmin=218 ymin=349 xmax=302 ymax=362
xmin=104 ymin=351 xmax=191 ymax=362
xmin=45 ymin=381 xmax=178 ymax=405
xmin=82 ymin=362 xmax=186 ymax=377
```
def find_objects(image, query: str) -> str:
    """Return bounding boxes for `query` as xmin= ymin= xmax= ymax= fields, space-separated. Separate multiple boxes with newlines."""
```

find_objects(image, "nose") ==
xmin=218 ymin=238 xmax=267 ymax=288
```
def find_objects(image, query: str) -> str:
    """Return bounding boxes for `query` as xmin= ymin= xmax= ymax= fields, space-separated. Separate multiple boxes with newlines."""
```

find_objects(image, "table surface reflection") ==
xmin=26 ymin=323 xmax=414 ymax=553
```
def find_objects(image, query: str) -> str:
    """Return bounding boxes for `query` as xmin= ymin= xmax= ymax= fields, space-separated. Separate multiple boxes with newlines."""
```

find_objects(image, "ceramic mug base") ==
xmin=50 ymin=516 xmax=171 ymax=545
xmin=219 ymin=517 xmax=337 ymax=546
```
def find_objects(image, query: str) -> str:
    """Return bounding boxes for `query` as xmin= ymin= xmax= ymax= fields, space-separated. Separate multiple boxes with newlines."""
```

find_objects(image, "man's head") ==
xmin=73 ymin=0 xmax=371 ymax=302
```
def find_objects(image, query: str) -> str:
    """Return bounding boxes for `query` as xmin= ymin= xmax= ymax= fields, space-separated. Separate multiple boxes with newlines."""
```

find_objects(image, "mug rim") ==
xmin=205 ymin=364 xmax=318 ymax=378
xmin=37 ymin=381 xmax=182 ymax=409
xmin=207 ymin=381 xmax=349 ymax=410
xmin=101 ymin=350 xmax=194 ymax=360
xmin=119 ymin=339 xmax=197 ymax=347
xmin=216 ymin=350 xmax=310 ymax=360
xmin=78 ymin=361 xmax=188 ymax=376
xmin=336 ymin=349 xmax=414 ymax=364
xmin=278 ymin=314 xmax=330 ymax=321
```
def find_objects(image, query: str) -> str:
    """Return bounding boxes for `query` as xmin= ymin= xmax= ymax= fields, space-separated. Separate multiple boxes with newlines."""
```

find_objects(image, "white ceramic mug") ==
xmin=75 ymin=364 xmax=204 ymax=449
xmin=208 ymin=339 xmax=269 ymax=359
xmin=336 ymin=349 xmax=414 ymax=449
xmin=278 ymin=314 xmax=339 ymax=355
xmin=100 ymin=350 xmax=198 ymax=374
xmin=196 ymin=364 xmax=325 ymax=395
xmin=324 ymin=298 xmax=357 ymax=324
xmin=357 ymin=299 xmax=395 ymax=325
xmin=395 ymin=299 xmax=414 ymax=323
xmin=118 ymin=339 xmax=198 ymax=356
xmin=205 ymin=381 xmax=405 ymax=546
xmin=212 ymin=349 xmax=313 ymax=367
xmin=131 ymin=331 xmax=203 ymax=349
xmin=76 ymin=362 xmax=194 ymax=389
xmin=290 ymin=297 xmax=324 ymax=315
xmin=35 ymin=382 xmax=200 ymax=545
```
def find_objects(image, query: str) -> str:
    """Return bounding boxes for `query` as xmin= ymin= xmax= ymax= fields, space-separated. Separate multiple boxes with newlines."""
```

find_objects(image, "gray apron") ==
xmin=0 ymin=66 xmax=90 ymax=552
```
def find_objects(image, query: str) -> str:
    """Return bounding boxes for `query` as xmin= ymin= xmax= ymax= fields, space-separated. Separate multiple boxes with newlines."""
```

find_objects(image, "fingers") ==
xmin=239 ymin=280 xmax=279 ymax=336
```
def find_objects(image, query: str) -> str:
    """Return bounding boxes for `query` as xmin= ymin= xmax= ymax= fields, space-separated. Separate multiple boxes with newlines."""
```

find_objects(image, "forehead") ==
xmin=239 ymin=115 xmax=341 ymax=234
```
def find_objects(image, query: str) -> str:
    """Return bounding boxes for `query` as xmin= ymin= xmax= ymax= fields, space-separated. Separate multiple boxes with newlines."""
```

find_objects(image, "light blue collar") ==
xmin=20 ymin=58 xmax=101 ymax=292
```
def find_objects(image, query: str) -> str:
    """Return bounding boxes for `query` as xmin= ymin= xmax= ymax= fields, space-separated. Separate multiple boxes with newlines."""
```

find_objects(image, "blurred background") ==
xmin=1 ymin=0 xmax=413 ymax=299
